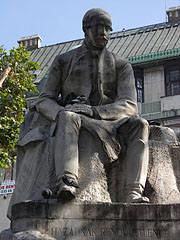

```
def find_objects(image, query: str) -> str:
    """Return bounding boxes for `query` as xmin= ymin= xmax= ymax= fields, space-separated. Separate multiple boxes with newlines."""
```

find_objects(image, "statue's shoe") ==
xmin=62 ymin=175 xmax=79 ymax=188
xmin=124 ymin=184 xmax=149 ymax=203
xmin=57 ymin=184 xmax=76 ymax=202
xmin=126 ymin=194 xmax=149 ymax=203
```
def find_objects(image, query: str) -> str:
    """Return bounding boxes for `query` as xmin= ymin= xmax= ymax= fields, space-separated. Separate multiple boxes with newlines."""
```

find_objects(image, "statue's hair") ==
xmin=82 ymin=8 xmax=113 ymax=32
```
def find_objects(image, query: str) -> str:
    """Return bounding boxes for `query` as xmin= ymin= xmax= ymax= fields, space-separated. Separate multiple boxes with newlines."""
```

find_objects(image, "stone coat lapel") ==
xmin=98 ymin=48 xmax=116 ymax=104
xmin=62 ymin=46 xmax=92 ymax=102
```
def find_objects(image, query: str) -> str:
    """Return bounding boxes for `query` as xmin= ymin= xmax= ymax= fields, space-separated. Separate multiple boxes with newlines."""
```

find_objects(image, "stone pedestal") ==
xmin=5 ymin=110 xmax=180 ymax=239
xmin=9 ymin=200 xmax=180 ymax=240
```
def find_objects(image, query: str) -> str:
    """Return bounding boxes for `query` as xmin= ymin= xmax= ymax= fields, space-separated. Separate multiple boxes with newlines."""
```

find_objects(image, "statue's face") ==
xmin=86 ymin=18 xmax=111 ymax=49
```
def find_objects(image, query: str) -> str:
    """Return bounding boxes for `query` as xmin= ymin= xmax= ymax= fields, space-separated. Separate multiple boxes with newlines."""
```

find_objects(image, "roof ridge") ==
xmin=31 ymin=21 xmax=180 ymax=50
xmin=110 ymin=21 xmax=180 ymax=39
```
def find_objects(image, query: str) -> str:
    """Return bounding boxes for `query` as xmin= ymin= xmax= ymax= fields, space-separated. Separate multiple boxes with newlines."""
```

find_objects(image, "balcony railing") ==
xmin=141 ymin=101 xmax=161 ymax=115
xmin=140 ymin=96 xmax=180 ymax=121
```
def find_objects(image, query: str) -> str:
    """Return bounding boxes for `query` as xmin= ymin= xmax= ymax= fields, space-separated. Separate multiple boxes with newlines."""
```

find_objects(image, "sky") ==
xmin=1 ymin=0 xmax=180 ymax=51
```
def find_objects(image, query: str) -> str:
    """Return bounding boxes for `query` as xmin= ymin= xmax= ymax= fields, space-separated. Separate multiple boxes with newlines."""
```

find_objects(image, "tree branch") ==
xmin=0 ymin=66 xmax=11 ymax=88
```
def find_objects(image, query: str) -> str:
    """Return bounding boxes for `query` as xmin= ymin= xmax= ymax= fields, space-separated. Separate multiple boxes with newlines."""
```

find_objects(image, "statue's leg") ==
xmin=118 ymin=117 xmax=149 ymax=203
xmin=54 ymin=111 xmax=81 ymax=201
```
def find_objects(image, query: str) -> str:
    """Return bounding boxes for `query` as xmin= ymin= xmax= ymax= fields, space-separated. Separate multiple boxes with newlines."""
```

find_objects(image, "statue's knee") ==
xmin=130 ymin=117 xmax=149 ymax=130
xmin=58 ymin=111 xmax=81 ymax=125
xmin=58 ymin=110 xmax=77 ymax=119
xmin=138 ymin=118 xmax=149 ymax=129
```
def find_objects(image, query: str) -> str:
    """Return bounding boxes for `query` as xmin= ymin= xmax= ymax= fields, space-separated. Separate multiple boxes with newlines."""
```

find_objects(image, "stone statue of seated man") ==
xmin=35 ymin=8 xmax=149 ymax=203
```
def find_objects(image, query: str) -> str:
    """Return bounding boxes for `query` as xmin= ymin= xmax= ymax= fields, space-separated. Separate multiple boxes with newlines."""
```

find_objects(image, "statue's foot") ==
xmin=124 ymin=184 xmax=149 ymax=203
xmin=126 ymin=194 xmax=149 ymax=203
xmin=57 ymin=184 xmax=76 ymax=202
xmin=57 ymin=174 xmax=79 ymax=202
xmin=62 ymin=175 xmax=79 ymax=188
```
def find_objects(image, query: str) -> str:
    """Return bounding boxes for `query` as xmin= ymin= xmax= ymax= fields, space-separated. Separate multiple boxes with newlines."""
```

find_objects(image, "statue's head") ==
xmin=82 ymin=8 xmax=113 ymax=49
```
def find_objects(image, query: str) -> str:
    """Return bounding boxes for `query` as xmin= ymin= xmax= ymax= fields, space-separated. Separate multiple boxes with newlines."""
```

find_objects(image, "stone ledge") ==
xmin=10 ymin=201 xmax=180 ymax=240
xmin=11 ymin=200 xmax=180 ymax=221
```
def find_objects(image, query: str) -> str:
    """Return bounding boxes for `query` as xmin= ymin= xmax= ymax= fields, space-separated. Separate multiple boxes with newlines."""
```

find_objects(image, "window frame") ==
xmin=164 ymin=59 xmax=180 ymax=97
xmin=133 ymin=67 xmax=144 ymax=103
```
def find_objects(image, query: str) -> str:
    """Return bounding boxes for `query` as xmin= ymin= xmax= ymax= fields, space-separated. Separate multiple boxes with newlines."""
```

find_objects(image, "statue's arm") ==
xmin=36 ymin=56 xmax=64 ymax=121
xmin=93 ymin=60 xmax=138 ymax=120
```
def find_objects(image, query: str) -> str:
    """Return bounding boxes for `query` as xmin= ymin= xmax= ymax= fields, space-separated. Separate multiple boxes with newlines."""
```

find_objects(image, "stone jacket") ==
xmin=36 ymin=42 xmax=138 ymax=122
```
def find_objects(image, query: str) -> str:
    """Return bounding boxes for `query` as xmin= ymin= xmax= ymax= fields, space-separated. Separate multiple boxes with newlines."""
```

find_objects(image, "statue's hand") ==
xmin=64 ymin=104 xmax=93 ymax=117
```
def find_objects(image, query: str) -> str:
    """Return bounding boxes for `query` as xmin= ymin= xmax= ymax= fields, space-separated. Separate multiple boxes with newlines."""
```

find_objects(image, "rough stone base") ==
xmin=6 ymin=200 xmax=180 ymax=240
xmin=0 ymin=229 xmax=56 ymax=240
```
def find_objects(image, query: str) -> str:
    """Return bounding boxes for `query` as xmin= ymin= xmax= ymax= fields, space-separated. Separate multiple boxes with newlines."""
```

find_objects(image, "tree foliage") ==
xmin=0 ymin=45 xmax=39 ymax=169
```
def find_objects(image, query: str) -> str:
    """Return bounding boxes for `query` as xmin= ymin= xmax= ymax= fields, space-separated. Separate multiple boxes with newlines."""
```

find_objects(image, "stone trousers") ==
xmin=54 ymin=111 xmax=149 ymax=189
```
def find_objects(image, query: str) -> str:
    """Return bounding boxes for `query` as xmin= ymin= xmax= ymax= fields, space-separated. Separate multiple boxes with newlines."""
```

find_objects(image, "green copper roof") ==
xmin=128 ymin=48 xmax=180 ymax=64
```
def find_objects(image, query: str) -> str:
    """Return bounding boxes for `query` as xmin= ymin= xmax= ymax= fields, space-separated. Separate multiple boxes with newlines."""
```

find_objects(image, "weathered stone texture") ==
xmin=5 ymin=202 xmax=180 ymax=240
xmin=77 ymin=131 xmax=111 ymax=202
xmin=76 ymin=125 xmax=180 ymax=204
xmin=8 ymin=112 xmax=180 ymax=217
xmin=5 ymin=112 xmax=180 ymax=239
xmin=0 ymin=229 xmax=55 ymax=240
xmin=145 ymin=126 xmax=180 ymax=203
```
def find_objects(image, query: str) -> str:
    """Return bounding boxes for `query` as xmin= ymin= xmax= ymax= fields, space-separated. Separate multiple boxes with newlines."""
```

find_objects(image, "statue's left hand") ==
xmin=64 ymin=104 xmax=93 ymax=117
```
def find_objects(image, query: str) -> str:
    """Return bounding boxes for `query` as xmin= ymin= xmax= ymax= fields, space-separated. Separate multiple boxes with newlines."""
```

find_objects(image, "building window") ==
xmin=133 ymin=67 xmax=144 ymax=103
xmin=165 ymin=60 xmax=180 ymax=96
